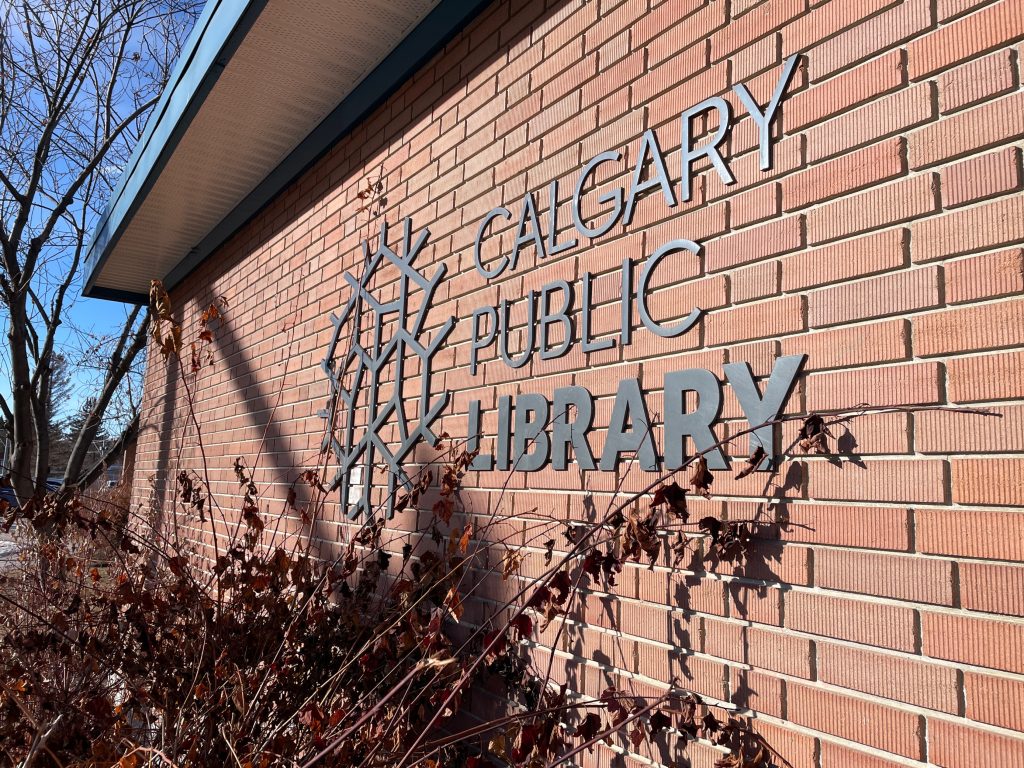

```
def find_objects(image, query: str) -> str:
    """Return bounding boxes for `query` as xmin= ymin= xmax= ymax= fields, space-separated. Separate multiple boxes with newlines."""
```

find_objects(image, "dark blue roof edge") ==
xmin=87 ymin=286 xmax=150 ymax=304
xmin=85 ymin=0 xmax=495 ymax=304
xmin=83 ymin=0 xmax=269 ymax=302
xmin=160 ymin=0 xmax=495 ymax=292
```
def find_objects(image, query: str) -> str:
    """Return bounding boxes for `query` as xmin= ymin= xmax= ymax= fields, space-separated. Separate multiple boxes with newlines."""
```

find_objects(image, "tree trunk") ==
xmin=7 ymin=293 xmax=38 ymax=504
xmin=32 ymin=360 xmax=51 ymax=492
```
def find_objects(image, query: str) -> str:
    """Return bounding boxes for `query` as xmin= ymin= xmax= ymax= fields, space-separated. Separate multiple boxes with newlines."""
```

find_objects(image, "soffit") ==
xmin=84 ymin=0 xmax=442 ymax=301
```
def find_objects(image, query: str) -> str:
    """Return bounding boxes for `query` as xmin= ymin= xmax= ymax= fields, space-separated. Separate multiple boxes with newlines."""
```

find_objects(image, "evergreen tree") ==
xmin=45 ymin=354 xmax=73 ymax=476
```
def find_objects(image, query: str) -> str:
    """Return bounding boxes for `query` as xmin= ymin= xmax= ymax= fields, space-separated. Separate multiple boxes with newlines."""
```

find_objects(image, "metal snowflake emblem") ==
xmin=320 ymin=218 xmax=454 ymax=518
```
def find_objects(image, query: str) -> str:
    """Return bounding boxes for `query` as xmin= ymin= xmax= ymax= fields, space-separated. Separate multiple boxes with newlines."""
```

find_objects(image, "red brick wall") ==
xmin=135 ymin=0 xmax=1024 ymax=764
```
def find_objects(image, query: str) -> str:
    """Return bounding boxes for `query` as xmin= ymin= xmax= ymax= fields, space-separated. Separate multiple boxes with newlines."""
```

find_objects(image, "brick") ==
xmin=496 ymin=0 xmax=545 ymax=49
xmin=923 ymin=611 xmax=1024 ymax=673
xmin=596 ymin=28 xmax=629 ymax=71
xmin=959 ymin=561 xmax=1024 ymax=616
xmin=728 ymin=182 xmax=779 ymax=228
xmin=645 ymin=274 xmax=729 ymax=327
xmin=704 ymin=216 xmax=802 ymax=272
xmin=808 ymin=174 xmax=938 ymax=244
xmin=731 ymin=31 xmax=780 ymax=82
xmin=631 ymin=42 xmax=706 ymax=107
xmin=641 ymin=200 xmax=729 ymax=248
xmin=786 ymin=681 xmax=924 ymax=758
xmin=947 ymin=350 xmax=1024 ymax=402
xmin=742 ymin=500 xmax=912 ymax=550
xmin=912 ymin=193 xmax=1024 ymax=263
xmin=730 ymin=667 xmax=785 ymax=716
xmin=944 ymin=248 xmax=1024 ymax=304
xmin=727 ymin=582 xmax=781 ymax=625
xmin=785 ymin=50 xmax=904 ymax=131
xmin=910 ymin=90 xmax=1024 ymax=169
xmin=917 ymin=404 xmax=1024 ymax=453
xmin=724 ymin=49 xmax=808 ymax=117
xmin=713 ymin=539 xmax=811 ymax=585
xmin=528 ymin=88 xmax=581 ymax=141
xmin=780 ymin=227 xmax=907 ymax=291
xmin=673 ymin=653 xmax=731 ymax=702
xmin=930 ymin=719 xmax=1024 ymax=767
xmin=938 ymin=0 xmax=993 ymax=22
xmin=916 ymin=508 xmax=1024 ymax=562
xmin=809 ymin=0 xmax=932 ymax=79
xmin=963 ymin=669 xmax=1024 ymax=731
xmin=704 ymin=294 xmax=804 ymax=345
xmin=806 ymin=82 xmax=934 ymax=163
xmin=782 ymin=0 xmax=900 ymax=55
xmin=782 ymin=138 xmax=906 ymax=211
xmin=941 ymin=147 xmax=1022 ymax=208
xmin=581 ymin=49 xmax=644 ymax=108
xmin=815 ymin=548 xmax=955 ymax=605
xmin=646 ymin=3 xmax=726 ymax=67
xmin=819 ymin=741 xmax=916 ymax=768
xmin=782 ymin=319 xmax=909 ymax=371
xmin=705 ymin=132 xmax=803 ymax=199
xmin=712 ymin=0 xmax=804 ymax=58
xmin=534 ymin=37 xmax=586 ymax=92
xmin=817 ymin=642 xmax=960 ymax=711
xmin=952 ymin=458 xmax=1024 ymax=506
xmin=938 ymin=48 xmax=1017 ymax=113
xmin=647 ymin=60 xmax=731 ymax=127
xmin=784 ymin=408 xmax=913 ymax=455
xmin=585 ymin=0 xmax=645 ymax=52
xmin=747 ymin=625 xmax=814 ymax=678
xmin=748 ymin=721 xmax=818 ymax=768
xmin=805 ymin=458 xmax=947 ymax=504
xmin=701 ymin=616 xmax=746 ymax=662
xmin=914 ymin=298 xmax=1024 ymax=357
xmin=806 ymin=361 xmax=943 ymax=411
xmin=634 ymin=0 xmax=705 ymax=46
xmin=668 ymin=572 xmax=729 ymax=617
xmin=785 ymin=590 xmax=917 ymax=650
xmin=531 ymin=0 xmax=596 ymax=52
xmin=730 ymin=260 xmax=779 ymax=303
xmin=808 ymin=266 xmax=940 ymax=326
xmin=732 ymin=0 xmax=769 ymax=17
xmin=907 ymin=0 xmax=1024 ymax=79
xmin=619 ymin=600 xmax=673 ymax=645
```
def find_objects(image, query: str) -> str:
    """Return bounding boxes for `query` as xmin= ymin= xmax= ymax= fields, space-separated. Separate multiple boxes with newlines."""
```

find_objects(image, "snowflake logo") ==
xmin=321 ymin=219 xmax=454 ymax=518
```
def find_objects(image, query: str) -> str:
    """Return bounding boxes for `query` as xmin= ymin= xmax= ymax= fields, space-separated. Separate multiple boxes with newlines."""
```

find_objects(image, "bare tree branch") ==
xmin=32 ymin=93 xmax=158 ymax=261
xmin=0 ymin=0 xmax=201 ymax=501
xmin=63 ymin=314 xmax=149 ymax=486
xmin=0 ymin=392 xmax=13 ymax=433
xmin=73 ymin=411 xmax=138 ymax=489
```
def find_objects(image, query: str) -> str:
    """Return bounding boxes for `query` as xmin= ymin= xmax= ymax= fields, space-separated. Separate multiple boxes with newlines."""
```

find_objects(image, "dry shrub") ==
xmin=1 ymin=281 xmax=990 ymax=768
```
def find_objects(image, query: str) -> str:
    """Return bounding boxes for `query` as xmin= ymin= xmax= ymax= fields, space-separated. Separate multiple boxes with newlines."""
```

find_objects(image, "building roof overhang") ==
xmin=83 ymin=0 xmax=491 ymax=303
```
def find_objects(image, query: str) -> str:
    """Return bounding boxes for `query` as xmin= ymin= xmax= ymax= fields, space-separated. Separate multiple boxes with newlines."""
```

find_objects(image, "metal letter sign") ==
xmin=321 ymin=219 xmax=453 ymax=518
xmin=322 ymin=56 xmax=807 ymax=518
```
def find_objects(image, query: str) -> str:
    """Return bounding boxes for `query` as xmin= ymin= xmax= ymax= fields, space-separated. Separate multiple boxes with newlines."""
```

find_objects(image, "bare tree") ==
xmin=0 ymin=0 xmax=200 ymax=501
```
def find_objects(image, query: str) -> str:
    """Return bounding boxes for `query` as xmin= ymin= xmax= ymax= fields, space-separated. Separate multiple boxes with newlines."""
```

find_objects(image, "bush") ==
xmin=2 ymin=281 xmax=988 ymax=768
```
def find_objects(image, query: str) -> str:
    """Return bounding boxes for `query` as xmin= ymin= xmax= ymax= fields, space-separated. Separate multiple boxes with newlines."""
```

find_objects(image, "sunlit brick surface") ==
xmin=133 ymin=1 xmax=1024 ymax=764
